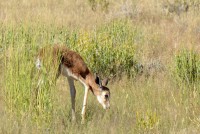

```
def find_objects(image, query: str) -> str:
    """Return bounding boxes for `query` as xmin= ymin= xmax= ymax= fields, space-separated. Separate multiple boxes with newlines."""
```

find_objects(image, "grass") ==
xmin=1 ymin=0 xmax=200 ymax=133
xmin=174 ymin=49 xmax=200 ymax=85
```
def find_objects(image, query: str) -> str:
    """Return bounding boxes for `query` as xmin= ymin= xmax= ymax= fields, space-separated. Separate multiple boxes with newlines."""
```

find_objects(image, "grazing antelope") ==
xmin=36 ymin=45 xmax=110 ymax=123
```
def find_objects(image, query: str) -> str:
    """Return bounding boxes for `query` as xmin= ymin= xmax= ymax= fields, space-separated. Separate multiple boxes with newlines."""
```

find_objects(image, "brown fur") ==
xmin=37 ymin=45 xmax=105 ymax=95
xmin=37 ymin=45 xmax=110 ymax=122
xmin=62 ymin=50 xmax=90 ymax=79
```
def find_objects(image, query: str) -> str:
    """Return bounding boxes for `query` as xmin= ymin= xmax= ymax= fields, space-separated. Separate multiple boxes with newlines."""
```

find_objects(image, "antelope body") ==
xmin=36 ymin=45 xmax=110 ymax=123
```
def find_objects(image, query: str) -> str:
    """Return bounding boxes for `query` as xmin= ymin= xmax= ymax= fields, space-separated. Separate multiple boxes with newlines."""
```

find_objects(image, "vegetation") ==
xmin=1 ymin=0 xmax=200 ymax=133
xmin=174 ymin=49 xmax=200 ymax=85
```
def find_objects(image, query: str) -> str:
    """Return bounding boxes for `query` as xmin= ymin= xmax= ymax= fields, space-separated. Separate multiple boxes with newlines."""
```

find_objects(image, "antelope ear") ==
xmin=95 ymin=75 xmax=102 ymax=87
xmin=102 ymin=78 xmax=109 ymax=86
xmin=95 ymin=75 xmax=100 ymax=85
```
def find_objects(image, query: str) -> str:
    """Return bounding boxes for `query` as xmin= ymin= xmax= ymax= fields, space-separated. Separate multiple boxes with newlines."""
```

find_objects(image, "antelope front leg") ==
xmin=81 ymin=86 xmax=89 ymax=124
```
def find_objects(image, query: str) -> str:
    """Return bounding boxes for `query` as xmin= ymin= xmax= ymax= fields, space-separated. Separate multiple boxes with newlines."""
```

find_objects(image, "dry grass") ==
xmin=1 ymin=0 xmax=200 ymax=133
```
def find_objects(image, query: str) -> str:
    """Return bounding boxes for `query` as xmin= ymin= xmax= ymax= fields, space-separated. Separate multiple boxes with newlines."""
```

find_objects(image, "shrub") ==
xmin=69 ymin=20 xmax=142 ymax=78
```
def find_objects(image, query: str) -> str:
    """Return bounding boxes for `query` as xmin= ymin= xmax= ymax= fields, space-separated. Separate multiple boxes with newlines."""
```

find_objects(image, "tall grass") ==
xmin=174 ymin=49 xmax=200 ymax=85
xmin=2 ymin=21 xmax=141 ymax=129
xmin=1 ymin=0 xmax=200 ymax=133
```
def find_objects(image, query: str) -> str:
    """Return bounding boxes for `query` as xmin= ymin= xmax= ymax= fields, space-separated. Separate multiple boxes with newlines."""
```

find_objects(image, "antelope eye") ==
xmin=105 ymin=95 xmax=109 ymax=99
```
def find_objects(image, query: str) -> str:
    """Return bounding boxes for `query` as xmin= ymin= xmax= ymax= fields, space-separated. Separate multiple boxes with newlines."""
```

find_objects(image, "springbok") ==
xmin=36 ymin=45 xmax=110 ymax=123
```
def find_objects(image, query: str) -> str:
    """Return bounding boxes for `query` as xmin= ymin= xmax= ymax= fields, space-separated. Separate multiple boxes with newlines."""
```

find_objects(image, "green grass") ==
xmin=2 ymin=22 xmax=200 ymax=133
xmin=1 ymin=0 xmax=200 ymax=133
xmin=1 ymin=21 xmax=141 ymax=132
xmin=174 ymin=49 xmax=200 ymax=85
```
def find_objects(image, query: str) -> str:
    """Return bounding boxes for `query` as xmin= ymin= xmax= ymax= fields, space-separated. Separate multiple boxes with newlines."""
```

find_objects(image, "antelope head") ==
xmin=95 ymin=76 xmax=110 ymax=109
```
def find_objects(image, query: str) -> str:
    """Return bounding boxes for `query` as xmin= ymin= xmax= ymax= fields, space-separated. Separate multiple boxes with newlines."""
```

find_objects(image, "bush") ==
xmin=68 ymin=20 xmax=142 ymax=78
